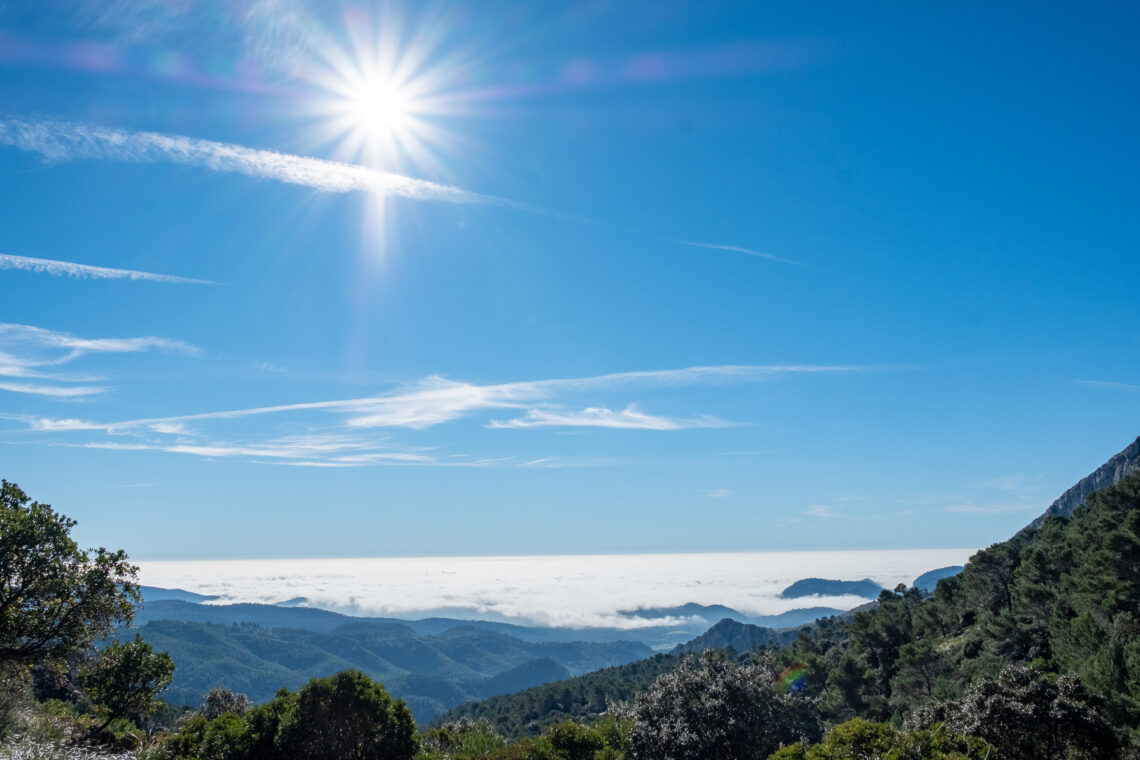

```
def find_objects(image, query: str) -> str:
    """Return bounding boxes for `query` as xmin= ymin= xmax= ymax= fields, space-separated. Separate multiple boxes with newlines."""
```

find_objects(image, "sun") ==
xmin=300 ymin=6 xmax=460 ymax=173
xmin=306 ymin=59 xmax=425 ymax=169
xmin=346 ymin=79 xmax=411 ymax=137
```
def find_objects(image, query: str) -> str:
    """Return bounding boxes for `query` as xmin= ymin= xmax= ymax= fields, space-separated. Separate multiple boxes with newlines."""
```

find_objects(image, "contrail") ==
xmin=0 ymin=253 xmax=214 ymax=284
xmin=0 ymin=117 xmax=804 ymax=256
xmin=671 ymin=239 xmax=807 ymax=267
xmin=0 ymin=117 xmax=533 ymax=210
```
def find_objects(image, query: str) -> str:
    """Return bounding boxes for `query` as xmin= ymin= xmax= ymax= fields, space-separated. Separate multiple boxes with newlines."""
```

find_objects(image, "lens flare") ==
xmin=778 ymin=663 xmax=809 ymax=693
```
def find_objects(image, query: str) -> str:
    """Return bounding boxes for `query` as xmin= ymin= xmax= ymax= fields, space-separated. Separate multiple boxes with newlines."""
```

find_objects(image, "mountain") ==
xmin=127 ymin=618 xmax=651 ymax=723
xmin=435 ymin=439 xmax=1140 ymax=743
xmin=139 ymin=586 xmax=220 ymax=603
xmin=671 ymin=619 xmax=800 ymax=655
xmin=911 ymin=566 xmax=963 ymax=593
xmin=615 ymin=602 xmax=848 ymax=630
xmin=780 ymin=578 xmax=883 ymax=599
xmin=905 ymin=435 xmax=1140 ymax=593
xmin=749 ymin=607 xmax=850 ymax=627
xmin=135 ymin=599 xmax=700 ymax=649
xmin=618 ymin=603 xmax=744 ymax=623
xmin=1021 ymin=434 xmax=1140 ymax=533
xmin=757 ymin=463 xmax=1140 ymax=740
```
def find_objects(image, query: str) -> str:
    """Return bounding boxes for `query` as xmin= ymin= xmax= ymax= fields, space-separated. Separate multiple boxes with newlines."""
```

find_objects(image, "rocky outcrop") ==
xmin=1021 ymin=436 xmax=1140 ymax=534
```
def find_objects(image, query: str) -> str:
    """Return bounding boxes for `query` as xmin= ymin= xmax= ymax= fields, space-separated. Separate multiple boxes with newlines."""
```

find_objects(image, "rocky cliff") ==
xmin=1021 ymin=435 xmax=1140 ymax=534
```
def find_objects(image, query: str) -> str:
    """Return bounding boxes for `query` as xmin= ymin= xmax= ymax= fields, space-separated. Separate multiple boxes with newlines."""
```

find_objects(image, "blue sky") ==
xmin=0 ymin=0 xmax=1137 ymax=560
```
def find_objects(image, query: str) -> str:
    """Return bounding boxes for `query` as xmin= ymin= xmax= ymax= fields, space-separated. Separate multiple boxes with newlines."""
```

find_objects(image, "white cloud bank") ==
xmin=136 ymin=549 xmax=978 ymax=629
xmin=0 ymin=253 xmax=213 ymax=284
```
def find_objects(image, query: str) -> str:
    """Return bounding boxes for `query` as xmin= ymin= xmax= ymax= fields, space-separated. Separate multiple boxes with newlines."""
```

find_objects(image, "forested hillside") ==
xmin=671 ymin=618 xmax=800 ymax=654
xmin=425 ymin=469 xmax=1140 ymax=757
xmin=7 ymin=447 xmax=1140 ymax=760
xmin=126 ymin=619 xmax=651 ymax=722
xmin=775 ymin=469 xmax=1140 ymax=734
xmin=432 ymin=653 xmax=683 ymax=737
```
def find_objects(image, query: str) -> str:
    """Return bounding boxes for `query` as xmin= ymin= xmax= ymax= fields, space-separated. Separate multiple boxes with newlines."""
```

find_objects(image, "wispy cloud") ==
xmin=1073 ymin=379 xmax=1140 ymax=393
xmin=0 ymin=117 xmax=530 ymax=209
xmin=22 ymin=417 xmax=106 ymax=431
xmin=943 ymin=502 xmax=1035 ymax=515
xmin=0 ymin=322 xmax=199 ymax=363
xmin=980 ymin=474 xmax=1046 ymax=494
xmin=16 ymin=362 xmax=861 ymax=465
xmin=71 ymin=434 xmax=484 ymax=469
xmin=534 ymin=364 xmax=859 ymax=391
xmin=489 ymin=404 xmax=729 ymax=430
xmin=0 ymin=253 xmax=214 ymax=284
xmin=0 ymin=381 xmax=107 ymax=398
xmin=0 ymin=322 xmax=200 ymax=398
xmin=805 ymin=504 xmax=839 ymax=518
xmin=672 ymin=239 xmax=806 ymax=267
xmin=23 ymin=363 xmax=857 ymax=433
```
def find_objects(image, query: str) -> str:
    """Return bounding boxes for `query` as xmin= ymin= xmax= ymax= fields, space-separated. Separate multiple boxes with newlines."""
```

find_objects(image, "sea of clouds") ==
xmin=136 ymin=549 xmax=976 ymax=630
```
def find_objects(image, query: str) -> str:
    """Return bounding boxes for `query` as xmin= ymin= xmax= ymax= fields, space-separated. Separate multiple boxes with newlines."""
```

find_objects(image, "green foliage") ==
xmin=628 ymin=650 xmax=814 ymax=760
xmin=910 ymin=664 xmax=1118 ymax=760
xmin=128 ymin=617 xmax=647 ymax=723
xmin=155 ymin=670 xmax=417 ymax=760
xmin=419 ymin=716 xmax=507 ymax=758
xmin=434 ymin=653 xmax=681 ymax=737
xmin=0 ymin=664 xmax=33 ymax=740
xmin=767 ymin=718 xmax=988 ymax=760
xmin=751 ymin=471 xmax=1140 ymax=756
xmin=81 ymin=635 xmax=175 ymax=732
xmin=431 ymin=471 xmax=1140 ymax=756
xmin=0 ymin=481 xmax=139 ymax=668
xmin=418 ymin=716 xmax=631 ymax=760
xmin=197 ymin=687 xmax=250 ymax=721
xmin=278 ymin=670 xmax=418 ymax=760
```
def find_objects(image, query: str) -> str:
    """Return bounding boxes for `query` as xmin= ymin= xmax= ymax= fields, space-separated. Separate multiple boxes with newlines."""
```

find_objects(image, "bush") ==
xmin=630 ymin=651 xmax=814 ymax=760
xmin=154 ymin=670 xmax=417 ymax=760
xmin=767 ymin=718 xmax=988 ymax=760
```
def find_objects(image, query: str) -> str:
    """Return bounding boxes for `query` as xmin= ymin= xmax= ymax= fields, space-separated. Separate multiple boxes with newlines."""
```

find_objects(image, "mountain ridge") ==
xmin=1021 ymin=435 xmax=1140 ymax=534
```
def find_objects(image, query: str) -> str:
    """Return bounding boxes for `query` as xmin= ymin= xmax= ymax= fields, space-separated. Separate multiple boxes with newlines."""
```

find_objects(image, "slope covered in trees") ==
xmin=128 ymin=618 xmax=651 ymax=722
xmin=433 ymin=653 xmax=684 ymax=737
xmin=777 ymin=470 xmax=1140 ymax=735
xmin=429 ymin=468 xmax=1140 ymax=756
xmin=8 ymin=442 xmax=1140 ymax=759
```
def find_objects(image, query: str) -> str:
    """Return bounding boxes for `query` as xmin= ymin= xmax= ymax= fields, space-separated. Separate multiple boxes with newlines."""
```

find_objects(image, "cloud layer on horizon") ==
xmin=134 ymin=548 xmax=975 ymax=629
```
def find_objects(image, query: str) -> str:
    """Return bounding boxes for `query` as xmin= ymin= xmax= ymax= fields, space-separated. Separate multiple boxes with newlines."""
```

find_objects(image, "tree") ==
xmin=420 ymin=716 xmax=506 ymax=758
xmin=913 ymin=665 xmax=1119 ymax=760
xmin=0 ymin=480 xmax=139 ymax=667
xmin=199 ymin=686 xmax=251 ymax=720
xmin=275 ymin=670 xmax=418 ymax=760
xmin=767 ymin=718 xmax=989 ymax=760
xmin=630 ymin=650 xmax=813 ymax=760
xmin=81 ymin=634 xmax=174 ymax=731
